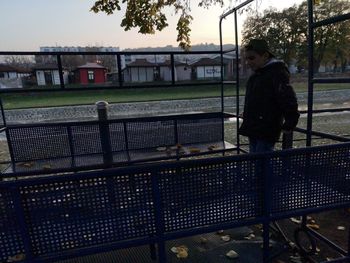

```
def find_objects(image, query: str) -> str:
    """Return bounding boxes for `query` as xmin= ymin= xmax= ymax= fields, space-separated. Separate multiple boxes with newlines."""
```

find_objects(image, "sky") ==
xmin=0 ymin=0 xmax=305 ymax=51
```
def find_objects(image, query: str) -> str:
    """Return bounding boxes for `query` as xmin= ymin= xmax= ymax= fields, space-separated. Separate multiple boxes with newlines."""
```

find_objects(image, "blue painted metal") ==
xmin=1 ymin=142 xmax=349 ymax=262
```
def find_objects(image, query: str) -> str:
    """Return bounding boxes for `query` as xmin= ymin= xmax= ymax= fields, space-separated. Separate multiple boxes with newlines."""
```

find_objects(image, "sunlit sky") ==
xmin=0 ymin=0 xmax=304 ymax=51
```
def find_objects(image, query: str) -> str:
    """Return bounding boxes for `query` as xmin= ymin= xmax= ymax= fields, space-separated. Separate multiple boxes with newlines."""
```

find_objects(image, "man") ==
xmin=239 ymin=39 xmax=300 ymax=153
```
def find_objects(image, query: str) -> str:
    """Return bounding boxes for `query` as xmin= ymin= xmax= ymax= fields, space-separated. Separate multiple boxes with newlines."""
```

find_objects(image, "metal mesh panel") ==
xmin=271 ymin=146 xmax=350 ymax=214
xmin=159 ymin=159 xmax=263 ymax=232
xmin=177 ymin=118 xmax=222 ymax=145
xmin=0 ymin=188 xmax=25 ymax=262
xmin=71 ymin=124 xmax=102 ymax=155
xmin=109 ymin=122 xmax=127 ymax=152
xmin=126 ymin=120 xmax=175 ymax=150
xmin=8 ymin=126 xmax=71 ymax=162
xmin=21 ymin=174 xmax=156 ymax=256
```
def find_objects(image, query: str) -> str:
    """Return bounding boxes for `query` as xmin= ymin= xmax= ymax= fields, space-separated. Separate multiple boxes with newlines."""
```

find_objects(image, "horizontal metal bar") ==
xmin=5 ymin=111 xmax=233 ymax=128
xmin=312 ymin=13 xmax=350 ymax=28
xmin=220 ymin=0 xmax=254 ymax=19
xmin=313 ymin=78 xmax=350 ymax=84
xmin=307 ymin=227 xmax=348 ymax=256
xmin=294 ymin=127 xmax=350 ymax=142
xmin=222 ymin=48 xmax=237 ymax=53
xmin=0 ymin=50 xmax=223 ymax=56
xmin=222 ymin=80 xmax=237 ymax=85
xmin=299 ymin=107 xmax=350 ymax=114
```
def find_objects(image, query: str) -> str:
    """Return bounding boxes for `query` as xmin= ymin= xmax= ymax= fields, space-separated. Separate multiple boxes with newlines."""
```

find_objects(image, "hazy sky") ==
xmin=0 ymin=0 xmax=304 ymax=51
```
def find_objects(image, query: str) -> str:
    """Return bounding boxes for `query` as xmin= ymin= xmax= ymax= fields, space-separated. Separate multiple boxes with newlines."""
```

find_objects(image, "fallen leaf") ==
xmin=42 ymin=164 xmax=52 ymax=170
xmin=221 ymin=235 xmax=230 ymax=242
xmin=216 ymin=230 xmax=224 ymax=235
xmin=290 ymin=217 xmax=301 ymax=224
xmin=244 ymin=233 xmax=256 ymax=240
xmin=20 ymin=162 xmax=34 ymax=168
xmin=7 ymin=253 xmax=25 ymax=262
xmin=189 ymin=147 xmax=200 ymax=153
xmin=156 ymin=146 xmax=166 ymax=152
xmin=226 ymin=250 xmax=239 ymax=259
xmin=176 ymin=247 xmax=188 ymax=259
xmin=199 ymin=237 xmax=208 ymax=244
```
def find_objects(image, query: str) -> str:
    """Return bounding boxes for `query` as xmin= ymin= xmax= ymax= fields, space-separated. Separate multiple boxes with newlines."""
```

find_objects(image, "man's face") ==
xmin=245 ymin=50 xmax=269 ymax=71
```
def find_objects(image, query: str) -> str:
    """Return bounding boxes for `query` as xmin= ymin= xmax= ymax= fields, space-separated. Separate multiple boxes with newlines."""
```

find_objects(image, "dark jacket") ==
xmin=239 ymin=60 xmax=300 ymax=143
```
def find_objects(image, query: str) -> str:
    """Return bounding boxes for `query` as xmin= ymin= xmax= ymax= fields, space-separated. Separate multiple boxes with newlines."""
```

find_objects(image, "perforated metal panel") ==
xmin=109 ymin=122 xmax=127 ymax=152
xmin=71 ymin=124 xmax=102 ymax=155
xmin=20 ymin=174 xmax=156 ymax=256
xmin=0 ymin=188 xmax=25 ymax=263
xmin=159 ymin=158 xmax=263 ymax=232
xmin=177 ymin=118 xmax=223 ymax=145
xmin=271 ymin=146 xmax=350 ymax=214
xmin=126 ymin=120 xmax=175 ymax=150
xmin=8 ymin=126 xmax=71 ymax=162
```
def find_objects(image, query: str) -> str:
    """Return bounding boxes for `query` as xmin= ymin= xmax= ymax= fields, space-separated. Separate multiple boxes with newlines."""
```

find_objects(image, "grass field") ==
xmin=1 ymin=80 xmax=349 ymax=109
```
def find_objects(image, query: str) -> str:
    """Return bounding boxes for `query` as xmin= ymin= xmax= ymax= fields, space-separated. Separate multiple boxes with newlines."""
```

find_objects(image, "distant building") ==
xmin=74 ymin=63 xmax=107 ymax=84
xmin=190 ymin=55 xmax=239 ymax=80
xmin=39 ymin=46 xmax=119 ymax=53
xmin=37 ymin=46 xmax=122 ymax=72
xmin=158 ymin=60 xmax=191 ymax=81
xmin=190 ymin=58 xmax=223 ymax=79
xmin=33 ymin=64 xmax=68 ymax=86
xmin=0 ymin=64 xmax=18 ymax=79
xmin=123 ymin=59 xmax=157 ymax=82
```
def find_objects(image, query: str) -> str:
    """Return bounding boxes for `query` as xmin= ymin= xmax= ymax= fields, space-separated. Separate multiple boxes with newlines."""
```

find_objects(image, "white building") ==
xmin=33 ymin=64 xmax=68 ymax=86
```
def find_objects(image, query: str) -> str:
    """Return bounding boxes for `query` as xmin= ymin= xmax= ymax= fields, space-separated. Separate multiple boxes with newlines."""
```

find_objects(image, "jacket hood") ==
xmin=263 ymin=58 xmax=288 ymax=70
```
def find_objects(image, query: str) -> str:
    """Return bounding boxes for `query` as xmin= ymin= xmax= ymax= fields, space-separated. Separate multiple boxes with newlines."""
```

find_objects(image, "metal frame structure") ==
xmin=0 ymin=0 xmax=349 ymax=262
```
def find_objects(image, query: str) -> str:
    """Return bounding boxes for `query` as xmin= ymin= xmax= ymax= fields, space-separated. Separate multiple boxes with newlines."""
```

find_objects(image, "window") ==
xmin=88 ymin=70 xmax=95 ymax=83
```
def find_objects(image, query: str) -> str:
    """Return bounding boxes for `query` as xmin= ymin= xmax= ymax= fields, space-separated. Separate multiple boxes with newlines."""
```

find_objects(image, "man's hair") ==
xmin=245 ymin=39 xmax=275 ymax=58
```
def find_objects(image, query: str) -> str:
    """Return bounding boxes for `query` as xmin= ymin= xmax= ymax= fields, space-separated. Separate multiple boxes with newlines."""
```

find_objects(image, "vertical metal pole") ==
xmin=96 ymin=101 xmax=113 ymax=167
xmin=219 ymin=16 xmax=226 ymax=156
xmin=306 ymin=0 xmax=314 ymax=147
xmin=57 ymin=54 xmax=65 ymax=89
xmin=219 ymin=17 xmax=225 ymax=114
xmin=234 ymin=11 xmax=241 ymax=154
xmin=151 ymin=169 xmax=166 ymax=263
xmin=11 ymin=186 xmax=34 ymax=261
xmin=117 ymin=54 xmax=124 ymax=87
xmin=170 ymin=54 xmax=175 ymax=85
xmin=262 ymin=156 xmax=272 ymax=263
xmin=1 ymin=98 xmax=16 ymax=173
xmin=0 ymin=97 xmax=6 ymax=127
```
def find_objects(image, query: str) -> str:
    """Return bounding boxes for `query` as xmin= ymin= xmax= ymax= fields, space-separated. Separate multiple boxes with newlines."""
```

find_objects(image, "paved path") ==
xmin=1 ymin=89 xmax=350 ymax=124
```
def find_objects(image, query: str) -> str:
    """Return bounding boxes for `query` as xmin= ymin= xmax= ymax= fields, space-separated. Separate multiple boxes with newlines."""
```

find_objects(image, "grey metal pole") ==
xmin=96 ymin=101 xmax=113 ymax=167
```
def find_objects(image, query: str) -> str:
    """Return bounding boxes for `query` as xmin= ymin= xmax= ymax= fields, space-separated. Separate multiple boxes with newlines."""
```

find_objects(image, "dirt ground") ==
xmin=270 ymin=209 xmax=350 ymax=262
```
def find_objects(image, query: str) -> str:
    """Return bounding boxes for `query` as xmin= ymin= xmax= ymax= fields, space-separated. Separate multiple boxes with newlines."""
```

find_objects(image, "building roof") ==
xmin=190 ymin=57 xmax=222 ymax=67
xmin=76 ymin=62 xmax=106 ymax=69
xmin=127 ymin=59 xmax=156 ymax=67
xmin=0 ymin=64 xmax=17 ymax=72
xmin=158 ymin=60 xmax=187 ymax=67
xmin=32 ymin=64 xmax=60 ymax=70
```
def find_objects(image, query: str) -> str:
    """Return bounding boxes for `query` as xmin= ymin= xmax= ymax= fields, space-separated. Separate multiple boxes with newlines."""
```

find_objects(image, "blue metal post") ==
xmin=262 ymin=156 xmax=272 ymax=262
xmin=96 ymin=101 xmax=113 ymax=167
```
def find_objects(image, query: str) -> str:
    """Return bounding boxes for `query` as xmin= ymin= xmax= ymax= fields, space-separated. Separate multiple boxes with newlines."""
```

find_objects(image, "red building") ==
xmin=74 ymin=63 xmax=107 ymax=84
